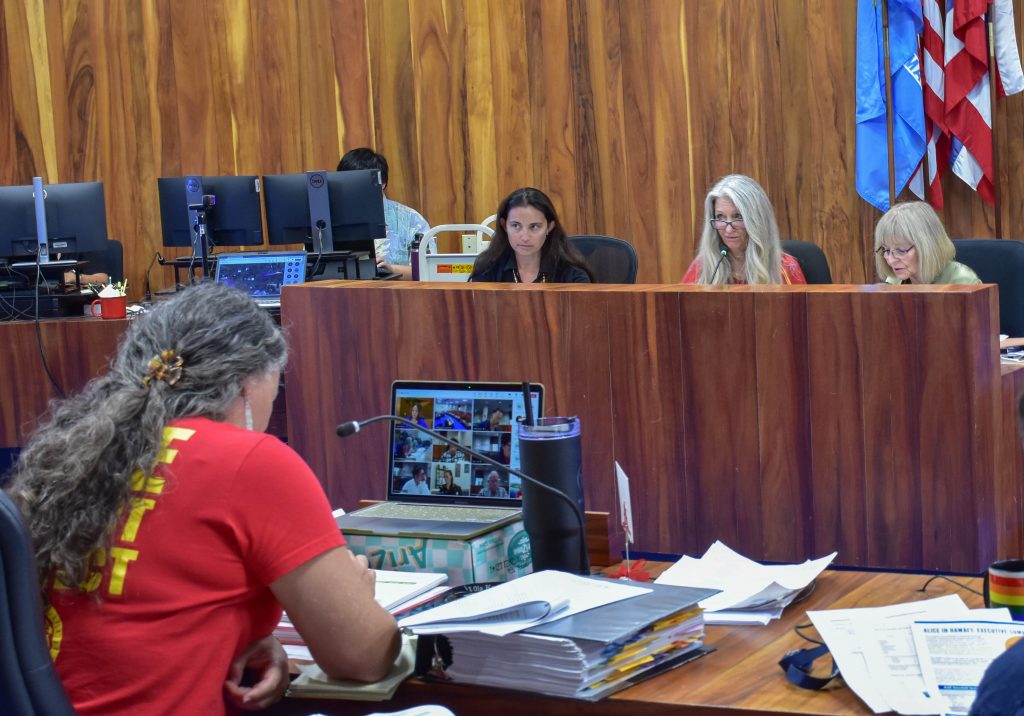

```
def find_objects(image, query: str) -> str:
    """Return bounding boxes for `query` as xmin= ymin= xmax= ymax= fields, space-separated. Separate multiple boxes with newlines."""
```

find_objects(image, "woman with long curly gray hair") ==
xmin=6 ymin=281 xmax=398 ymax=714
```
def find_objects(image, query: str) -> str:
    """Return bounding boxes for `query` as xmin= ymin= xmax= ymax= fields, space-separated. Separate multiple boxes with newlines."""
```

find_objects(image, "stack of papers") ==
xmin=654 ymin=541 xmax=835 ymax=625
xmin=809 ymin=595 xmax=1021 ymax=715
xmin=399 ymin=571 xmax=646 ymax=636
xmin=401 ymin=571 xmax=716 ymax=701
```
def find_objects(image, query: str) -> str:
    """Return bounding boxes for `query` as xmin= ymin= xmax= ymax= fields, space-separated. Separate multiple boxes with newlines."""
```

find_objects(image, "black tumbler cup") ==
xmin=518 ymin=416 xmax=589 ymax=574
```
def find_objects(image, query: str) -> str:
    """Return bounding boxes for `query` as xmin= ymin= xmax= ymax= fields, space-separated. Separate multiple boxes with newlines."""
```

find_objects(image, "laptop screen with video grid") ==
xmin=214 ymin=251 xmax=307 ymax=306
xmin=388 ymin=380 xmax=543 ymax=507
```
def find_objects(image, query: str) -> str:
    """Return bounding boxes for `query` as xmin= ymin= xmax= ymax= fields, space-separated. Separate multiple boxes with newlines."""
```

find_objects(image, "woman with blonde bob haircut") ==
xmin=874 ymin=201 xmax=981 ymax=285
xmin=681 ymin=174 xmax=806 ymax=285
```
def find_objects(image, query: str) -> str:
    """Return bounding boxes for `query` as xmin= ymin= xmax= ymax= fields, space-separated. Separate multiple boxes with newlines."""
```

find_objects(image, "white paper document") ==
xmin=911 ymin=617 xmax=1024 ymax=714
xmin=654 ymin=541 xmax=835 ymax=623
xmin=807 ymin=595 xmax=997 ymax=714
xmin=397 ymin=570 xmax=650 ymax=636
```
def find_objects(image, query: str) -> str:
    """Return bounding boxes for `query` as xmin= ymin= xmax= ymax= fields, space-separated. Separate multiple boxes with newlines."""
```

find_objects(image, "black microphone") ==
xmin=709 ymin=246 xmax=729 ymax=284
xmin=337 ymin=414 xmax=589 ymax=574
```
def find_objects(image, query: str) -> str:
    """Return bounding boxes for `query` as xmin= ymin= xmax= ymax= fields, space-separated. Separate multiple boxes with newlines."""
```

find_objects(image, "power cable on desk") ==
xmin=917 ymin=574 xmax=983 ymax=597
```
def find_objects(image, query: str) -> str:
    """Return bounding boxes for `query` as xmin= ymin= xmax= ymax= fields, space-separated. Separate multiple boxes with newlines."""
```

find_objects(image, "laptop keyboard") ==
xmin=362 ymin=503 xmax=520 ymax=522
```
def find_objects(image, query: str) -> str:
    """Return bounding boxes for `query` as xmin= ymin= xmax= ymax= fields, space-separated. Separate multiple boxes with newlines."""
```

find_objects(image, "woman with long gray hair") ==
xmin=681 ymin=174 xmax=806 ymax=285
xmin=5 ymin=281 xmax=399 ymax=714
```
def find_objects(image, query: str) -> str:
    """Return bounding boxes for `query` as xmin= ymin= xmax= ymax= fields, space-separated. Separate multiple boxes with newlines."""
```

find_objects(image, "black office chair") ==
xmin=80 ymin=239 xmax=123 ymax=283
xmin=567 ymin=235 xmax=638 ymax=284
xmin=780 ymin=240 xmax=833 ymax=284
xmin=0 ymin=491 xmax=76 ymax=716
xmin=952 ymin=239 xmax=1024 ymax=337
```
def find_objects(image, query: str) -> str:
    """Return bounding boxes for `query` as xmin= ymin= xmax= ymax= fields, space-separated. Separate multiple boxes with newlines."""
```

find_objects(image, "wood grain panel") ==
xmin=281 ymin=282 xmax=1016 ymax=572
xmin=677 ymin=289 xmax=762 ymax=555
xmin=753 ymin=290 xmax=812 ymax=561
xmin=605 ymin=289 xmax=687 ymax=557
xmin=0 ymin=317 xmax=125 ymax=447
xmin=806 ymin=292 xmax=869 ymax=563
xmin=6 ymin=1 xmax=1024 ymax=294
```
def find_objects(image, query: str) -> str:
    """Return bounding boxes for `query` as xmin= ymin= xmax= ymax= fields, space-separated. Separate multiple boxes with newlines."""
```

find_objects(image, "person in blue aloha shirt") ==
xmin=337 ymin=148 xmax=431 ymax=280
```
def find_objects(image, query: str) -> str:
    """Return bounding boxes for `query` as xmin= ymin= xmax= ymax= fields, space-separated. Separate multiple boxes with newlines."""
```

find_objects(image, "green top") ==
xmin=884 ymin=260 xmax=982 ymax=285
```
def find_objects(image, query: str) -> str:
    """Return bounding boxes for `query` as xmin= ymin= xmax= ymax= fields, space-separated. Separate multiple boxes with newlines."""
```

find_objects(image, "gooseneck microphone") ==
xmin=143 ymin=251 xmax=163 ymax=305
xmin=709 ymin=246 xmax=729 ymax=284
xmin=337 ymin=414 xmax=590 ymax=575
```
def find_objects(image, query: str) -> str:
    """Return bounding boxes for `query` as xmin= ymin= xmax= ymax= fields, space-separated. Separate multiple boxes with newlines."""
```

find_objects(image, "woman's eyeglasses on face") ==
xmin=876 ymin=246 xmax=914 ymax=259
xmin=711 ymin=218 xmax=745 ymax=230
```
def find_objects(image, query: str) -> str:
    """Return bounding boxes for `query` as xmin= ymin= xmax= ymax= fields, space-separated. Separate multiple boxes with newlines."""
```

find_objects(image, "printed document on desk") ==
xmin=398 ymin=570 xmax=650 ymax=636
xmin=654 ymin=540 xmax=835 ymax=624
xmin=374 ymin=570 xmax=448 ymax=611
xmin=808 ymin=594 xmax=975 ymax=714
xmin=911 ymin=617 xmax=1022 ymax=715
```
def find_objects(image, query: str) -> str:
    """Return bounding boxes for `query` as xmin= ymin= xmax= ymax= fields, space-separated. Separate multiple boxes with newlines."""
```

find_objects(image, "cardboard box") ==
xmin=343 ymin=520 xmax=533 ymax=586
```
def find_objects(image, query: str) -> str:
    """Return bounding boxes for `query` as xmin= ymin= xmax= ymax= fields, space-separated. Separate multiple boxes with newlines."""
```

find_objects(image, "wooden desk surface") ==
xmin=274 ymin=567 xmax=983 ymax=715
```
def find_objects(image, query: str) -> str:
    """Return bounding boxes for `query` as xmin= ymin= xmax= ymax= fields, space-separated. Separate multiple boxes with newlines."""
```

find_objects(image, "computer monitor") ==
xmin=0 ymin=181 xmax=108 ymax=262
xmin=157 ymin=175 xmax=263 ymax=250
xmin=263 ymin=170 xmax=386 ymax=253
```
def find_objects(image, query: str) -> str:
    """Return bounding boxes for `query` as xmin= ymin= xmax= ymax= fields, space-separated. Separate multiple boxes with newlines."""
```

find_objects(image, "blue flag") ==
xmin=855 ymin=0 xmax=926 ymax=211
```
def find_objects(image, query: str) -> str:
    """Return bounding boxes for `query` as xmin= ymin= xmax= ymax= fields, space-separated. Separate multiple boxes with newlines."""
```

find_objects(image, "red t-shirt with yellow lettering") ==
xmin=46 ymin=417 xmax=344 ymax=715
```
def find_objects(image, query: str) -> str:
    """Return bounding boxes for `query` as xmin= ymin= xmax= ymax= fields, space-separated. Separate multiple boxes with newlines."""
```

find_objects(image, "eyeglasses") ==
xmin=710 ymin=218 xmax=745 ymax=230
xmin=876 ymin=246 xmax=914 ymax=259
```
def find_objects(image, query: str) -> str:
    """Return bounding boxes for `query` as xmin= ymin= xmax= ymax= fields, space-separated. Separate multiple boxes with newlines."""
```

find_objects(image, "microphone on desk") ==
xmin=143 ymin=251 xmax=163 ymax=305
xmin=709 ymin=246 xmax=729 ymax=284
xmin=336 ymin=414 xmax=590 ymax=575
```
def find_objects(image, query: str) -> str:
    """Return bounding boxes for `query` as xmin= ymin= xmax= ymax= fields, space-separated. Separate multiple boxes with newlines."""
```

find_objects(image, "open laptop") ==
xmin=336 ymin=380 xmax=544 ymax=539
xmin=214 ymin=251 xmax=307 ymax=308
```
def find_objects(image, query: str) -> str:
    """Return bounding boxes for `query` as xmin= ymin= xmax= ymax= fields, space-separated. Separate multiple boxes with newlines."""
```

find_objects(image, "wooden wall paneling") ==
xmin=998 ymin=365 xmax=1024 ymax=560
xmin=152 ymin=0 xmax=183 ymax=179
xmin=99 ymin=2 xmax=162 ymax=268
xmin=775 ymin=2 xmax=862 ymax=284
xmin=462 ymin=0 xmax=497 ymax=223
xmin=6 ymin=0 xmax=1024 ymax=292
xmin=677 ymin=289 xmax=763 ymax=556
xmin=409 ymin=0 xmax=466 ymax=224
xmin=0 ymin=1 xmax=13 ymax=181
xmin=548 ymin=286 xmax=616 ymax=548
xmin=617 ymin=3 xmax=665 ymax=282
xmin=293 ymin=1 xmax=344 ymax=169
xmin=915 ymin=288 xmax=998 ymax=570
xmin=859 ymin=290 xmax=924 ymax=570
xmin=533 ymin=0 xmax=579 ymax=227
xmin=806 ymin=290 xmax=869 ymax=565
xmin=753 ymin=290 xmax=813 ymax=561
xmin=369 ymin=1 xmax=421 ymax=214
xmin=643 ymin=1 xmax=692 ymax=286
xmin=330 ymin=0 xmax=374 ymax=152
xmin=2 ymin=0 xmax=54 ymax=182
xmin=487 ymin=2 xmax=531 ymax=206
xmin=606 ymin=287 xmax=687 ymax=555
xmin=996 ymin=93 xmax=1024 ymax=237
xmin=0 ymin=319 xmax=124 ymax=447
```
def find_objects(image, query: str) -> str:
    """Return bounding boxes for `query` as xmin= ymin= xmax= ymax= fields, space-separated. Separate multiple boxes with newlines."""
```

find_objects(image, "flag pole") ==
xmin=881 ymin=0 xmax=898 ymax=207
xmin=919 ymin=32 xmax=932 ymax=205
xmin=986 ymin=2 xmax=1004 ymax=238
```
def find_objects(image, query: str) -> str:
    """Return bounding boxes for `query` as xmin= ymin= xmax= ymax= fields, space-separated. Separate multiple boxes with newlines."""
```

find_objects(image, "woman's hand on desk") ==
xmin=223 ymin=635 xmax=290 ymax=710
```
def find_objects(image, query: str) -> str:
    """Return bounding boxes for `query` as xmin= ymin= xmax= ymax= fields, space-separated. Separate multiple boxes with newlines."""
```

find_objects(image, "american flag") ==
xmin=936 ymin=0 xmax=1024 ymax=205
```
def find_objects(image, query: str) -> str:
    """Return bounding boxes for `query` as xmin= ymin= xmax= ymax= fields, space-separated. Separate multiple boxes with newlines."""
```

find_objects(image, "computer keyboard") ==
xmin=363 ymin=503 xmax=520 ymax=522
